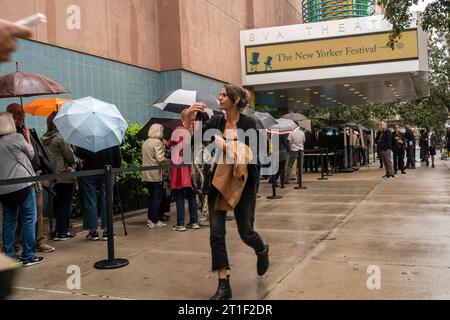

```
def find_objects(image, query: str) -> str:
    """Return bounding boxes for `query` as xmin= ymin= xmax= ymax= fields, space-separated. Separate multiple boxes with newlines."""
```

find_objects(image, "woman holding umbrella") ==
xmin=183 ymin=84 xmax=269 ymax=300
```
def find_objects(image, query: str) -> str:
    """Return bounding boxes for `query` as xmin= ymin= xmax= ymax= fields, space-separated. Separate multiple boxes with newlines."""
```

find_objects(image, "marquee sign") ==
xmin=245 ymin=29 xmax=419 ymax=74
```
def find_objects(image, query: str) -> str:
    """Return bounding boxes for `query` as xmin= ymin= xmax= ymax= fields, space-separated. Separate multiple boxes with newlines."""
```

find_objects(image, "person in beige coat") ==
xmin=142 ymin=124 xmax=169 ymax=229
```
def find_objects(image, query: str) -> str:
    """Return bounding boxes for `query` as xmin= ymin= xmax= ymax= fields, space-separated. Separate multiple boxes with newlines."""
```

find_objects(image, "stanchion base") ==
xmin=294 ymin=186 xmax=308 ymax=190
xmin=339 ymin=168 xmax=354 ymax=173
xmin=267 ymin=196 xmax=283 ymax=200
xmin=317 ymin=178 xmax=329 ymax=181
xmin=94 ymin=258 xmax=129 ymax=270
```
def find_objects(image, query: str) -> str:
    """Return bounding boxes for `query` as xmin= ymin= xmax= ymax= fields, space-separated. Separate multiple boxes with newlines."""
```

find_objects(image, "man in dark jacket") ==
xmin=392 ymin=124 xmax=407 ymax=175
xmin=77 ymin=146 xmax=122 ymax=241
xmin=379 ymin=120 xmax=394 ymax=178
xmin=6 ymin=103 xmax=55 ymax=254
xmin=405 ymin=125 xmax=416 ymax=169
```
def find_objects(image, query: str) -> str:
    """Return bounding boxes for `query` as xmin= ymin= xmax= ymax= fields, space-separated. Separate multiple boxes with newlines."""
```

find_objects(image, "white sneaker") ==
xmin=172 ymin=225 xmax=187 ymax=232
xmin=147 ymin=221 xmax=168 ymax=229
xmin=199 ymin=217 xmax=209 ymax=226
xmin=187 ymin=223 xmax=200 ymax=230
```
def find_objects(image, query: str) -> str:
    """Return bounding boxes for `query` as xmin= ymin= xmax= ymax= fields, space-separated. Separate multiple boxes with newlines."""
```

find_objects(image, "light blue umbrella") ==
xmin=54 ymin=97 xmax=128 ymax=153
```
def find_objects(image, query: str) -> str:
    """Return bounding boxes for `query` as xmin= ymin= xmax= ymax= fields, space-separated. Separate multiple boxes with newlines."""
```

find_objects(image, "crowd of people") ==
xmin=376 ymin=120 xmax=438 ymax=179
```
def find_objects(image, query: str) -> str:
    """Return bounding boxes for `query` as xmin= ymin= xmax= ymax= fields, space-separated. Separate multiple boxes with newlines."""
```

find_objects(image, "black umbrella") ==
xmin=242 ymin=107 xmax=277 ymax=130
xmin=137 ymin=117 xmax=182 ymax=141
xmin=153 ymin=89 xmax=222 ymax=115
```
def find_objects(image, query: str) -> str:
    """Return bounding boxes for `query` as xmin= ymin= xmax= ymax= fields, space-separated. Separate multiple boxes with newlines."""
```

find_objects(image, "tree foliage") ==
xmin=377 ymin=0 xmax=449 ymax=49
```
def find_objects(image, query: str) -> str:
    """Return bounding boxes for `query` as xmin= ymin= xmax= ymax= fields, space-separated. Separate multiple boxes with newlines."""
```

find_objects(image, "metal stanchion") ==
xmin=325 ymin=148 xmax=333 ymax=177
xmin=317 ymin=148 xmax=328 ymax=181
xmin=267 ymin=157 xmax=283 ymax=200
xmin=294 ymin=150 xmax=307 ymax=190
xmin=94 ymin=165 xmax=129 ymax=270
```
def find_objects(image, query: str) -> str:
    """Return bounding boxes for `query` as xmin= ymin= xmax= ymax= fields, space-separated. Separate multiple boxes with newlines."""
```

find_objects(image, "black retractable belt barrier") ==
xmin=317 ymin=148 xmax=328 ymax=181
xmin=294 ymin=150 xmax=307 ymax=190
xmin=94 ymin=165 xmax=129 ymax=270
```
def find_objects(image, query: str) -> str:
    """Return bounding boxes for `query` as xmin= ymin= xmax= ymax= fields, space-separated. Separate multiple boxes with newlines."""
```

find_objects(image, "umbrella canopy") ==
xmin=24 ymin=98 xmax=72 ymax=117
xmin=0 ymin=70 xmax=68 ymax=99
xmin=54 ymin=97 xmax=128 ymax=153
xmin=242 ymin=107 xmax=277 ymax=130
xmin=153 ymin=89 xmax=222 ymax=115
xmin=346 ymin=123 xmax=371 ymax=133
xmin=267 ymin=119 xmax=299 ymax=134
xmin=281 ymin=112 xmax=309 ymax=123
xmin=137 ymin=117 xmax=182 ymax=141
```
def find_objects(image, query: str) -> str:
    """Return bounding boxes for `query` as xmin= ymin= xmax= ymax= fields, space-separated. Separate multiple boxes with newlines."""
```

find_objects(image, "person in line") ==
xmin=273 ymin=132 xmax=289 ymax=189
xmin=42 ymin=112 xmax=79 ymax=240
xmin=424 ymin=127 xmax=437 ymax=168
xmin=405 ymin=125 xmax=416 ymax=169
xmin=392 ymin=124 xmax=407 ymax=175
xmin=142 ymin=124 xmax=169 ymax=229
xmin=0 ymin=112 xmax=44 ymax=267
xmin=77 ymin=146 xmax=122 ymax=241
xmin=375 ymin=129 xmax=384 ymax=169
xmin=285 ymin=126 xmax=305 ymax=185
xmin=6 ymin=103 xmax=55 ymax=254
xmin=169 ymin=112 xmax=199 ymax=232
xmin=183 ymin=84 xmax=269 ymax=300
xmin=379 ymin=120 xmax=395 ymax=179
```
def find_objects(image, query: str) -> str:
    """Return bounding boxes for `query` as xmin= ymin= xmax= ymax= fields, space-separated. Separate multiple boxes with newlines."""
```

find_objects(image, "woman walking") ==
xmin=183 ymin=84 xmax=269 ymax=300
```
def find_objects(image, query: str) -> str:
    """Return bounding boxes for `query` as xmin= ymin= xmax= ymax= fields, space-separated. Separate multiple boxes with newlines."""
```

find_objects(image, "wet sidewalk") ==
xmin=11 ymin=159 xmax=450 ymax=300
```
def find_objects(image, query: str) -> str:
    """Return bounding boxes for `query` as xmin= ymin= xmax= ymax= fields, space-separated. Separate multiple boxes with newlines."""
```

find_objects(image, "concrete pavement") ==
xmin=10 ymin=159 xmax=450 ymax=300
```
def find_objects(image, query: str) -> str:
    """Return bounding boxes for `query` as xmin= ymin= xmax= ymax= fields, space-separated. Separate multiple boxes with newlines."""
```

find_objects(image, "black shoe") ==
xmin=102 ymin=231 xmax=117 ymax=241
xmin=159 ymin=215 xmax=170 ymax=222
xmin=401 ymin=171 xmax=407 ymax=174
xmin=256 ymin=245 xmax=270 ymax=276
xmin=55 ymin=232 xmax=76 ymax=241
xmin=86 ymin=231 xmax=99 ymax=241
xmin=23 ymin=256 xmax=45 ymax=267
xmin=210 ymin=276 xmax=232 ymax=300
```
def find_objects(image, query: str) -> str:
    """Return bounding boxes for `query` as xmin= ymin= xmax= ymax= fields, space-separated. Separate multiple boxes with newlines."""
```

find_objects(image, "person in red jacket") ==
xmin=169 ymin=112 xmax=199 ymax=232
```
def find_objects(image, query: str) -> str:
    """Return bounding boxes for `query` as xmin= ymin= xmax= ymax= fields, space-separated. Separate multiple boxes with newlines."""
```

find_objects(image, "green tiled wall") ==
xmin=0 ymin=40 xmax=224 ymax=133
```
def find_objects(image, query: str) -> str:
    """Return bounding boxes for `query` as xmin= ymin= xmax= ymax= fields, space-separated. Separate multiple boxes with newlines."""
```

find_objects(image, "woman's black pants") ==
xmin=208 ymin=182 xmax=266 ymax=272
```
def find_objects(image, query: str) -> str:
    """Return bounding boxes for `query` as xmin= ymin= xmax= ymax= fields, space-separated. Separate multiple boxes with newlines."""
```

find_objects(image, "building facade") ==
xmin=0 ymin=0 xmax=302 ymax=131
xmin=301 ymin=0 xmax=376 ymax=23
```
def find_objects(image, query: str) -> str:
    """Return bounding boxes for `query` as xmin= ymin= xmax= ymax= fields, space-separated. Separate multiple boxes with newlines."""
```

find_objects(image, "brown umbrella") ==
xmin=0 ymin=62 xmax=68 ymax=100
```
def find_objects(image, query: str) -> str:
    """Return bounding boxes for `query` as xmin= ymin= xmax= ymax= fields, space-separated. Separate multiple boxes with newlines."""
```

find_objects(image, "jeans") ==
xmin=53 ymin=183 xmax=75 ymax=235
xmin=381 ymin=150 xmax=394 ymax=176
xmin=82 ymin=175 xmax=114 ymax=232
xmin=2 ymin=187 xmax=37 ymax=262
xmin=146 ymin=182 xmax=163 ymax=224
xmin=209 ymin=183 xmax=266 ymax=272
xmin=175 ymin=188 xmax=198 ymax=226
